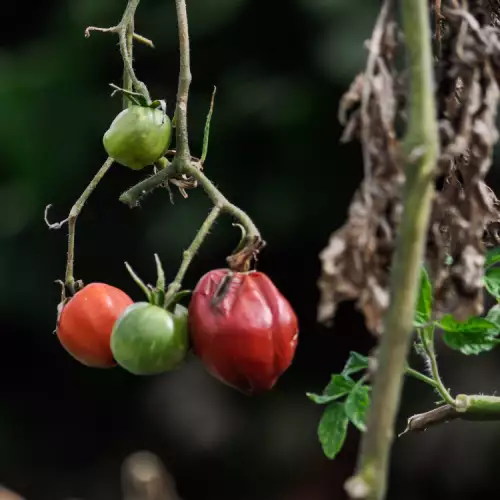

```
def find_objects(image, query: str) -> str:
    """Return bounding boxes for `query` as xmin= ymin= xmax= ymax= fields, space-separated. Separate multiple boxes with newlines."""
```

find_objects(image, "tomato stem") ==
xmin=164 ymin=205 xmax=223 ymax=306
xmin=416 ymin=326 xmax=455 ymax=406
xmin=118 ymin=0 xmax=263 ymax=305
xmin=45 ymin=157 xmax=114 ymax=294
xmin=84 ymin=0 xmax=151 ymax=103
xmin=173 ymin=0 xmax=192 ymax=162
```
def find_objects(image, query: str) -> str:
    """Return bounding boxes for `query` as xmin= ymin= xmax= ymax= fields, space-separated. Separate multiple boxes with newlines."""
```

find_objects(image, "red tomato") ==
xmin=57 ymin=283 xmax=134 ymax=368
xmin=188 ymin=269 xmax=299 ymax=394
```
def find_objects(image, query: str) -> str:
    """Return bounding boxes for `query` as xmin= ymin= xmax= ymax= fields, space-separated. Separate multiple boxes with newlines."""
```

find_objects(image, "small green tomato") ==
xmin=103 ymin=105 xmax=172 ymax=170
xmin=111 ymin=302 xmax=189 ymax=375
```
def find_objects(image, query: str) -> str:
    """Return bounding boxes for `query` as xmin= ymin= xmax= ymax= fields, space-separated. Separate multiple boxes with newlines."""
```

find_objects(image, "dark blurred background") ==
xmin=3 ymin=1 xmax=500 ymax=499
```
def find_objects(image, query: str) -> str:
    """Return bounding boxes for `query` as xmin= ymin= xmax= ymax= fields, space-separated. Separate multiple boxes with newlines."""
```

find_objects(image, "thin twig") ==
xmin=184 ymin=163 xmax=261 ymax=239
xmin=85 ymin=0 xmax=151 ymax=102
xmin=123 ymin=20 xmax=134 ymax=109
xmin=405 ymin=366 xmax=440 ymax=390
xmin=45 ymin=158 xmax=114 ymax=293
xmin=164 ymin=205 xmax=223 ymax=305
xmin=418 ymin=328 xmax=455 ymax=406
xmin=119 ymin=160 xmax=178 ymax=206
xmin=174 ymin=0 xmax=192 ymax=160
xmin=85 ymin=26 xmax=154 ymax=48
xmin=119 ymin=160 xmax=261 ymax=240
xmin=345 ymin=0 xmax=440 ymax=498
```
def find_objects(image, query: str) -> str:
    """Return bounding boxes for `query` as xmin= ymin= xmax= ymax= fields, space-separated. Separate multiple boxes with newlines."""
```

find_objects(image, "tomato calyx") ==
xmin=226 ymin=234 xmax=266 ymax=273
xmin=54 ymin=278 xmax=85 ymax=333
xmin=109 ymin=83 xmax=166 ymax=113
xmin=124 ymin=253 xmax=191 ymax=311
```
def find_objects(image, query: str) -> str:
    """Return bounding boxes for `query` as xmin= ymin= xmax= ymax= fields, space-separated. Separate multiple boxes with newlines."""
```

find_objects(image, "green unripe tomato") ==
xmin=103 ymin=105 xmax=172 ymax=170
xmin=111 ymin=302 xmax=189 ymax=375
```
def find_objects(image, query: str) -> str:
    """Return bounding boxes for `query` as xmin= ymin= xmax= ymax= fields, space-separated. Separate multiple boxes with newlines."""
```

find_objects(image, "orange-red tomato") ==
xmin=57 ymin=283 xmax=134 ymax=368
xmin=188 ymin=269 xmax=299 ymax=394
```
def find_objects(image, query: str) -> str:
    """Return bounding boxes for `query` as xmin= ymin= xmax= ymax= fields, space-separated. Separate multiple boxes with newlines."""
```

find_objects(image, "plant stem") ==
xmin=404 ymin=366 xmax=439 ymax=389
xmin=183 ymin=163 xmax=261 ymax=239
xmin=345 ymin=1 xmax=439 ymax=499
xmin=119 ymin=160 xmax=176 ymax=206
xmin=164 ymin=205 xmax=222 ymax=305
xmin=85 ymin=0 xmax=151 ymax=102
xmin=120 ymin=161 xmax=260 ymax=240
xmin=45 ymin=158 xmax=114 ymax=293
xmin=174 ymin=0 xmax=192 ymax=161
xmin=123 ymin=20 xmax=134 ymax=109
xmin=419 ymin=328 xmax=455 ymax=406
xmin=118 ymin=0 xmax=261 ymax=295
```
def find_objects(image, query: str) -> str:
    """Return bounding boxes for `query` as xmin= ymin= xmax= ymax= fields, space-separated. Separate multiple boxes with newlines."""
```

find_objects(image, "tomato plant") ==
xmin=103 ymin=105 xmax=172 ymax=170
xmin=188 ymin=269 xmax=299 ymax=394
xmin=111 ymin=302 xmax=189 ymax=375
xmin=57 ymin=283 xmax=134 ymax=368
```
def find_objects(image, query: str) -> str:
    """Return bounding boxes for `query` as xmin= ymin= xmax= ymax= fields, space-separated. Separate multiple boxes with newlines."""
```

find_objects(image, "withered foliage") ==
xmin=318 ymin=0 xmax=500 ymax=333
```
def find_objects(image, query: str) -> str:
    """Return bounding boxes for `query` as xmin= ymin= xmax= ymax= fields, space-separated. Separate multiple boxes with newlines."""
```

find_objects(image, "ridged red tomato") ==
xmin=57 ymin=283 xmax=134 ymax=368
xmin=188 ymin=269 xmax=299 ymax=394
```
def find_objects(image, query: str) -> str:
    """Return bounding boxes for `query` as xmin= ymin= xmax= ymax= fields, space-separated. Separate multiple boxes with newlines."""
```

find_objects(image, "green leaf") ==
xmin=306 ymin=374 xmax=354 ymax=404
xmin=318 ymin=402 xmax=349 ymax=459
xmin=437 ymin=315 xmax=498 ymax=334
xmin=486 ymin=247 xmax=500 ymax=269
xmin=486 ymin=305 xmax=500 ymax=328
xmin=442 ymin=330 xmax=499 ymax=355
xmin=345 ymin=381 xmax=370 ymax=432
xmin=415 ymin=266 xmax=432 ymax=326
xmin=438 ymin=315 xmax=500 ymax=355
xmin=342 ymin=352 xmax=369 ymax=376
xmin=484 ymin=267 xmax=500 ymax=299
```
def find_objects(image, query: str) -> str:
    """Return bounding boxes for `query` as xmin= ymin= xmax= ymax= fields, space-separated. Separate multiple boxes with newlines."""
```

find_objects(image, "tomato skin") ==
xmin=111 ymin=302 xmax=189 ymax=375
xmin=57 ymin=283 xmax=134 ymax=368
xmin=103 ymin=105 xmax=172 ymax=170
xmin=188 ymin=269 xmax=299 ymax=394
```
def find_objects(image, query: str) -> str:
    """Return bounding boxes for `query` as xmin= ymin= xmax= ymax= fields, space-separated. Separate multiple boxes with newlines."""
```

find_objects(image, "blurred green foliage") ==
xmin=0 ymin=1 xmax=380 ymax=499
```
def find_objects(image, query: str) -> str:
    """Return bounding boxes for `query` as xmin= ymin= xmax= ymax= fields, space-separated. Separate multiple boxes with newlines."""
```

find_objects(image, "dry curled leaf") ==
xmin=318 ymin=0 xmax=500 ymax=333
xmin=318 ymin=2 xmax=403 ymax=333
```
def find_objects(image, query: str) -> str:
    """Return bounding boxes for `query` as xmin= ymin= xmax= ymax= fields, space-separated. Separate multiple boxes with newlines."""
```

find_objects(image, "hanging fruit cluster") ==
xmin=56 ymin=253 xmax=298 ymax=395
xmin=47 ymin=1 xmax=299 ymax=395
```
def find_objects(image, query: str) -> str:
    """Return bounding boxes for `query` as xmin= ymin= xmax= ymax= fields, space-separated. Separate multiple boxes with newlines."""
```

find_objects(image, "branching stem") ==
xmin=85 ymin=0 xmax=151 ymax=102
xmin=120 ymin=160 xmax=261 ymax=241
xmin=418 ymin=328 xmax=455 ymax=406
xmin=405 ymin=366 xmax=439 ymax=389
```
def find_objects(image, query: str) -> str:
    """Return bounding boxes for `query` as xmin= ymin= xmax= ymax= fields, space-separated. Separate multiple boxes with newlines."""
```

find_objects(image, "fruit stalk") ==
xmin=344 ymin=0 xmax=439 ymax=498
xmin=45 ymin=157 xmax=114 ymax=293
xmin=164 ymin=204 xmax=222 ymax=305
